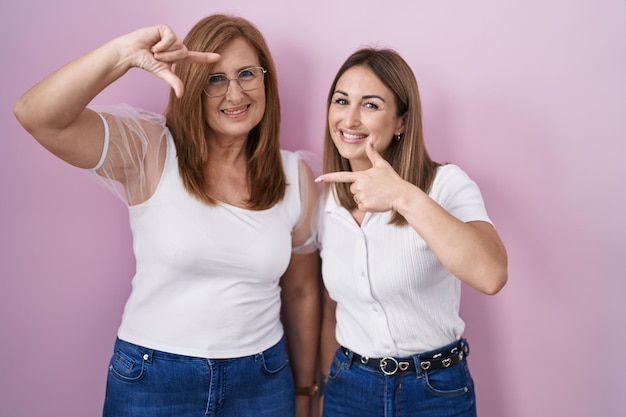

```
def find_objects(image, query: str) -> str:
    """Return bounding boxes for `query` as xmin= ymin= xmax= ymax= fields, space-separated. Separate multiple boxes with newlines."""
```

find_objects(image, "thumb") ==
xmin=366 ymin=138 xmax=385 ymax=165
xmin=155 ymin=69 xmax=185 ymax=98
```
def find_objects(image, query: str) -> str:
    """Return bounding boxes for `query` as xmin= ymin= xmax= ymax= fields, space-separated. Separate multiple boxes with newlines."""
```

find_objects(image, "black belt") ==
xmin=341 ymin=340 xmax=467 ymax=375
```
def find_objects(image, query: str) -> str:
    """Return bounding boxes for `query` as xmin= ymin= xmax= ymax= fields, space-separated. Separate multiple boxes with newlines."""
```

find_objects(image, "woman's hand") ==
xmin=13 ymin=24 xmax=221 ymax=169
xmin=315 ymin=138 xmax=412 ymax=212
xmin=315 ymin=137 xmax=508 ymax=294
xmin=125 ymin=25 xmax=221 ymax=98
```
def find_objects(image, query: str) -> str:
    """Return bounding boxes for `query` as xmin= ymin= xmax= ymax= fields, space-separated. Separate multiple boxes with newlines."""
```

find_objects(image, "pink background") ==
xmin=1 ymin=1 xmax=625 ymax=416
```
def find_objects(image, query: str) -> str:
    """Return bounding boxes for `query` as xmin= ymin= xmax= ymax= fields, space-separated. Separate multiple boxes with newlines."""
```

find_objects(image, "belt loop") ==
xmin=342 ymin=347 xmax=355 ymax=370
xmin=411 ymin=353 xmax=423 ymax=377
xmin=461 ymin=338 xmax=470 ymax=358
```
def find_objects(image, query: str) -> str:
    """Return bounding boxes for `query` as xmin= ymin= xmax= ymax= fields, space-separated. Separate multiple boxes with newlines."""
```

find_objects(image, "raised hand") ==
xmin=13 ymin=23 xmax=223 ymax=170
xmin=128 ymin=25 xmax=221 ymax=98
xmin=316 ymin=139 xmax=411 ymax=212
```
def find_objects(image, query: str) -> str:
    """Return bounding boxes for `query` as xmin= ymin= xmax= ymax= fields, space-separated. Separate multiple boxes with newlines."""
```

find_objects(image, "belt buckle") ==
xmin=380 ymin=357 xmax=399 ymax=375
xmin=380 ymin=357 xmax=410 ymax=375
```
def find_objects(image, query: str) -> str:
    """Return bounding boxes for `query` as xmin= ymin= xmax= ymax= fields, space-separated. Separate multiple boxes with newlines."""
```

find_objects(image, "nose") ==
xmin=345 ymin=104 xmax=361 ymax=127
xmin=224 ymin=79 xmax=245 ymax=101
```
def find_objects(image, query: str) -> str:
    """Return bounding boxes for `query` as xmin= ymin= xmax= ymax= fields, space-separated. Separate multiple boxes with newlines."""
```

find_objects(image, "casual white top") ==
xmin=317 ymin=164 xmax=492 ymax=358
xmin=90 ymin=104 xmax=316 ymax=358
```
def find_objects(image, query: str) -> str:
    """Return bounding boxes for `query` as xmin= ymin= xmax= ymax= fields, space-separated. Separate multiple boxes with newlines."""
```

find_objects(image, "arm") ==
xmin=317 ymin=140 xmax=508 ymax=295
xmin=319 ymin=286 xmax=338 ymax=414
xmin=393 ymin=184 xmax=507 ymax=295
xmin=280 ymin=157 xmax=322 ymax=417
xmin=13 ymin=25 xmax=219 ymax=169
xmin=280 ymin=251 xmax=321 ymax=417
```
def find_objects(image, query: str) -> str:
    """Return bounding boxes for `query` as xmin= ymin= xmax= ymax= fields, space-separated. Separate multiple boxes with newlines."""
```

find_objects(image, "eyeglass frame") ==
xmin=202 ymin=66 xmax=267 ymax=98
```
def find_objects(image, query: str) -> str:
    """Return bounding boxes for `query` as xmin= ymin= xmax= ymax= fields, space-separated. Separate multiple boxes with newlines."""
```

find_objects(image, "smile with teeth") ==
xmin=341 ymin=130 xmax=368 ymax=142
xmin=222 ymin=105 xmax=249 ymax=115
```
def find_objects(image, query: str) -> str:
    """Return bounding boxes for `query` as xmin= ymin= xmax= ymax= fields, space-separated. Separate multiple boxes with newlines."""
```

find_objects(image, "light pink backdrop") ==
xmin=1 ymin=1 xmax=624 ymax=416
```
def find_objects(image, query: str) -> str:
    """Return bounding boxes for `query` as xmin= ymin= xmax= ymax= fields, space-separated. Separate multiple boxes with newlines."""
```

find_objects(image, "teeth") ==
xmin=343 ymin=132 xmax=366 ymax=140
xmin=223 ymin=107 xmax=247 ymax=115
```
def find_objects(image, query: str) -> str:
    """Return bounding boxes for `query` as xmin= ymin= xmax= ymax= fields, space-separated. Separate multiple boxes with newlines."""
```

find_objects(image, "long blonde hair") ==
xmin=166 ymin=14 xmax=285 ymax=209
xmin=323 ymin=48 xmax=440 ymax=225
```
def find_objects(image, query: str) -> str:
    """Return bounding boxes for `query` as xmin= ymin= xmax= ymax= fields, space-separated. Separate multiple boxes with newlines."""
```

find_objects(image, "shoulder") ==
xmin=90 ymin=103 xmax=167 ymax=133
xmin=432 ymin=164 xmax=477 ymax=191
xmin=431 ymin=164 xmax=491 ymax=222
xmin=280 ymin=149 xmax=298 ymax=165
xmin=430 ymin=163 xmax=483 ymax=204
xmin=90 ymin=103 xmax=165 ymax=122
xmin=280 ymin=150 xmax=299 ymax=180
xmin=435 ymin=163 xmax=470 ymax=179
xmin=280 ymin=149 xmax=321 ymax=180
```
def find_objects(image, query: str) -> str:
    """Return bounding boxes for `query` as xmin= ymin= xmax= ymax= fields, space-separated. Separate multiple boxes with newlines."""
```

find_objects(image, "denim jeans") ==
xmin=103 ymin=336 xmax=295 ymax=417
xmin=322 ymin=339 xmax=476 ymax=417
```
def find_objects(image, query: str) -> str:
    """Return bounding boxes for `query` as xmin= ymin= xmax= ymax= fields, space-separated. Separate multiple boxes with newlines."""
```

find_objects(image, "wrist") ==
xmin=393 ymin=181 xmax=424 ymax=214
xmin=295 ymin=381 xmax=319 ymax=397
xmin=319 ymin=374 xmax=327 ymax=397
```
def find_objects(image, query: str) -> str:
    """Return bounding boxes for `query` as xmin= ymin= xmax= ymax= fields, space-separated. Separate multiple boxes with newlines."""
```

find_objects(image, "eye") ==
xmin=238 ymin=68 xmax=255 ymax=79
xmin=363 ymin=102 xmax=380 ymax=110
xmin=333 ymin=97 xmax=348 ymax=105
xmin=207 ymin=74 xmax=228 ymax=85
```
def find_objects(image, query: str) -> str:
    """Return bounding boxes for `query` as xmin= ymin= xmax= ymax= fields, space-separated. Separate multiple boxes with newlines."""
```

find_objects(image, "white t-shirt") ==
xmin=318 ymin=164 xmax=492 ymax=357
xmin=90 ymin=104 xmax=316 ymax=358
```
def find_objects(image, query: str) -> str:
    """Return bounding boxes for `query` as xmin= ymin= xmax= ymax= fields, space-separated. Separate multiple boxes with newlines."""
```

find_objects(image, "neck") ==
xmin=207 ymin=135 xmax=247 ymax=164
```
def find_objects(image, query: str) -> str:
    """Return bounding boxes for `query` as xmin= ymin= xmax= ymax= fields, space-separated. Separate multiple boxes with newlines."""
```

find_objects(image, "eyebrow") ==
xmin=334 ymin=89 xmax=387 ymax=102
xmin=209 ymin=65 xmax=259 ymax=76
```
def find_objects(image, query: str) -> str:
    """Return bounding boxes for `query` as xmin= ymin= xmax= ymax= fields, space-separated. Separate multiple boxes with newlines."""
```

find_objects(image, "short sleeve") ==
xmin=291 ymin=150 xmax=322 ymax=254
xmin=430 ymin=164 xmax=493 ymax=225
xmin=88 ymin=103 xmax=169 ymax=206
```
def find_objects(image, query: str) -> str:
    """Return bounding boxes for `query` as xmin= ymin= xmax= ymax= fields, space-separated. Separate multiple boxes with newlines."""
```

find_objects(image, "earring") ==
xmin=395 ymin=134 xmax=402 ymax=141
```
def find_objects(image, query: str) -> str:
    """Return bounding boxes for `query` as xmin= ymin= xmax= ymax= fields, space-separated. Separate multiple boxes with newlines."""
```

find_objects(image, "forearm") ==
xmin=282 ymin=268 xmax=320 ymax=417
xmin=395 ymin=182 xmax=508 ymax=294
xmin=283 ymin=291 xmax=320 ymax=387
xmin=319 ymin=288 xmax=338 ymax=390
xmin=280 ymin=252 xmax=321 ymax=385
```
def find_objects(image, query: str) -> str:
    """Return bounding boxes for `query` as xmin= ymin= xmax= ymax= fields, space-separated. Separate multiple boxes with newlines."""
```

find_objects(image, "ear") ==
xmin=395 ymin=114 xmax=407 ymax=136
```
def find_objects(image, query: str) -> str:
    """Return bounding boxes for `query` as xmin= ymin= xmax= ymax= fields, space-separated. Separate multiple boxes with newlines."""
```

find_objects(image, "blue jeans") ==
xmin=103 ymin=336 xmax=295 ymax=417
xmin=323 ymin=339 xmax=476 ymax=417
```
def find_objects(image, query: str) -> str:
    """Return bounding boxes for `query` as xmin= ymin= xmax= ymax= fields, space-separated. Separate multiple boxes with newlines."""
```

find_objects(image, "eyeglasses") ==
xmin=203 ymin=66 xmax=267 ymax=98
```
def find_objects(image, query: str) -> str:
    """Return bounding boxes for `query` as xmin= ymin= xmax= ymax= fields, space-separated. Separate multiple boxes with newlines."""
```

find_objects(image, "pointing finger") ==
xmin=315 ymin=171 xmax=359 ymax=184
xmin=185 ymin=51 xmax=222 ymax=64
xmin=153 ymin=50 xmax=221 ymax=64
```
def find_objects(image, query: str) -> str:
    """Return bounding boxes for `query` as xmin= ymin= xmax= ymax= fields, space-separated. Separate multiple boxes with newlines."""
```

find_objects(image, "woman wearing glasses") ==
xmin=13 ymin=14 xmax=320 ymax=417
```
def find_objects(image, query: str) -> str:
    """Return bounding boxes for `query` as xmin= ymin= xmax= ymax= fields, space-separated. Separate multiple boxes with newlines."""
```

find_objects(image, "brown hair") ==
xmin=165 ymin=14 xmax=285 ymax=209
xmin=323 ymin=47 xmax=440 ymax=225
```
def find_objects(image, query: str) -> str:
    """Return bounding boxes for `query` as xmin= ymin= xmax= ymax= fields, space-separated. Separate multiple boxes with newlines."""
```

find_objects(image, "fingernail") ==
xmin=315 ymin=176 xmax=324 ymax=183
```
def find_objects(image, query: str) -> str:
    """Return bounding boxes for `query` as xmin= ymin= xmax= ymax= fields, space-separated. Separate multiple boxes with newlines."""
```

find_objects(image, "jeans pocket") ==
xmin=108 ymin=341 xmax=148 ymax=383
xmin=327 ymin=351 xmax=346 ymax=382
xmin=422 ymin=361 xmax=472 ymax=397
xmin=259 ymin=340 xmax=290 ymax=375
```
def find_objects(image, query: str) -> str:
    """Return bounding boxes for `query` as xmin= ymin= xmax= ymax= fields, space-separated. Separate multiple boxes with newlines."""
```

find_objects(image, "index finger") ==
xmin=185 ymin=51 xmax=221 ymax=64
xmin=315 ymin=171 xmax=359 ymax=184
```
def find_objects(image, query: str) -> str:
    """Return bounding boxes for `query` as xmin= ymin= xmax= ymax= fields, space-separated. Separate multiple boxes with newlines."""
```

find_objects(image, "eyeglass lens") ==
xmin=204 ymin=67 xmax=266 ymax=97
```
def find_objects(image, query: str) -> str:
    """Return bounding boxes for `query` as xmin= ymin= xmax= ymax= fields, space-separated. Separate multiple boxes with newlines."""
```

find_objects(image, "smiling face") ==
xmin=203 ymin=37 xmax=266 ymax=142
xmin=328 ymin=65 xmax=405 ymax=172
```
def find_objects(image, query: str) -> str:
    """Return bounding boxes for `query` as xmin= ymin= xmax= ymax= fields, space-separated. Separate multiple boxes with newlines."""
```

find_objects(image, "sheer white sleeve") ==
xmin=291 ymin=150 xmax=322 ymax=255
xmin=88 ymin=104 xmax=168 ymax=207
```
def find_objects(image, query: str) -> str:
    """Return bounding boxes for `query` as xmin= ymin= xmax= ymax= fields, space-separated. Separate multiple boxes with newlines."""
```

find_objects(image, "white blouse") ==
xmin=89 ymin=104 xmax=317 ymax=358
xmin=318 ymin=164 xmax=492 ymax=357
